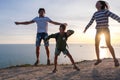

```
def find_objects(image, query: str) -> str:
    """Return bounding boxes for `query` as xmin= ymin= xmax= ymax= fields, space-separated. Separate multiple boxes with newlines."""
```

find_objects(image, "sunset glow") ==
xmin=0 ymin=0 xmax=120 ymax=44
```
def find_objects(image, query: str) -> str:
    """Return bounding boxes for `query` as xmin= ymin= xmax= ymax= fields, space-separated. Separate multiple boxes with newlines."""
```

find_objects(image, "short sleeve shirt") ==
xmin=32 ymin=17 xmax=52 ymax=33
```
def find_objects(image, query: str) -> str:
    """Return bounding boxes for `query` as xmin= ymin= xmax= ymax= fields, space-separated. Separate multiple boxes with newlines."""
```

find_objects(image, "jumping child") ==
xmin=46 ymin=24 xmax=80 ymax=73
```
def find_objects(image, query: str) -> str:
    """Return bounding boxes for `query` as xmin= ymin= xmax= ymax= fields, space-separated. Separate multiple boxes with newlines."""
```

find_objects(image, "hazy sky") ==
xmin=0 ymin=0 xmax=120 ymax=44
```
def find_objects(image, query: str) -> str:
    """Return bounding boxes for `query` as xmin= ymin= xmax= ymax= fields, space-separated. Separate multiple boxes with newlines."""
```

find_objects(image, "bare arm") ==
xmin=67 ymin=30 xmax=74 ymax=37
xmin=45 ymin=33 xmax=57 ymax=41
xmin=15 ymin=20 xmax=35 ymax=25
xmin=49 ymin=20 xmax=67 ymax=26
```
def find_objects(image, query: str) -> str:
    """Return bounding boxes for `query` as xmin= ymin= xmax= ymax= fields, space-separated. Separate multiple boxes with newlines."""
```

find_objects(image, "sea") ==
xmin=0 ymin=44 xmax=120 ymax=69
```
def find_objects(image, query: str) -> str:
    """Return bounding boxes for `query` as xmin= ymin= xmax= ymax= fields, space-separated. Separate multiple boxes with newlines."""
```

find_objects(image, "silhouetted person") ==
xmin=46 ymin=24 xmax=80 ymax=73
xmin=83 ymin=0 xmax=120 ymax=67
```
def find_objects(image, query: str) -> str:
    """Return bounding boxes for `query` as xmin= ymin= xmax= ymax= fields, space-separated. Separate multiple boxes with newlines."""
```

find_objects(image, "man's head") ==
xmin=38 ymin=8 xmax=45 ymax=17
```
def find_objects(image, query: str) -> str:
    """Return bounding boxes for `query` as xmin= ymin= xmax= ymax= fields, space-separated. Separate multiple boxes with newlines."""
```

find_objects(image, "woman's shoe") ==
xmin=114 ymin=59 xmax=119 ymax=67
xmin=94 ymin=59 xmax=102 ymax=65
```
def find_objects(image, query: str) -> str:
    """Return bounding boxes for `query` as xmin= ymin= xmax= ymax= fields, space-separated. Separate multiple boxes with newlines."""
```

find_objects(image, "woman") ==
xmin=83 ymin=0 xmax=120 ymax=67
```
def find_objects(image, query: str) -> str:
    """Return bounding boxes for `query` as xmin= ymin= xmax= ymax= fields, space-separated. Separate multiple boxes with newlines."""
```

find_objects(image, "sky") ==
xmin=0 ymin=0 xmax=120 ymax=44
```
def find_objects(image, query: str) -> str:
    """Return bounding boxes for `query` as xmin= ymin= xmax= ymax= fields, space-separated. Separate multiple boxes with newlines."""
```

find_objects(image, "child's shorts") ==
xmin=55 ymin=48 xmax=69 ymax=56
xmin=36 ymin=33 xmax=49 ymax=47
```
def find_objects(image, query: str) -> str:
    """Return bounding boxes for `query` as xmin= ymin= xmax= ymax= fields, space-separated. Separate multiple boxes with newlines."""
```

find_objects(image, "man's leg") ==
xmin=34 ymin=33 xmax=41 ymax=66
xmin=45 ymin=46 xmax=50 ymax=65
xmin=43 ymin=33 xmax=50 ymax=65
xmin=34 ymin=46 xmax=40 ymax=66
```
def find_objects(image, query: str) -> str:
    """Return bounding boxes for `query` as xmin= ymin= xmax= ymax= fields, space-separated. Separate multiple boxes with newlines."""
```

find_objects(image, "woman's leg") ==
xmin=95 ymin=30 xmax=101 ymax=59
xmin=104 ymin=29 xmax=119 ymax=67
xmin=104 ymin=30 xmax=116 ymax=59
xmin=94 ymin=29 xmax=102 ymax=65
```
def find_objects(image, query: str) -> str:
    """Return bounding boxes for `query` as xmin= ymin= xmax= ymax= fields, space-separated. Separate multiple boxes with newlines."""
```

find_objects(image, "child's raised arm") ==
xmin=66 ymin=30 xmax=74 ymax=37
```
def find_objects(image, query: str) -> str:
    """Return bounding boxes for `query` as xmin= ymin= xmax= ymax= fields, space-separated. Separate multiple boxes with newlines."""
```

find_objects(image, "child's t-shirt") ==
xmin=46 ymin=30 xmax=74 ymax=50
xmin=32 ymin=16 xmax=52 ymax=33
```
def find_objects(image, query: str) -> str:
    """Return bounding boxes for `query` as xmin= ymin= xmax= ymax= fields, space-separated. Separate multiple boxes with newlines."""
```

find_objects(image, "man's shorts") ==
xmin=36 ymin=33 xmax=49 ymax=47
xmin=55 ymin=48 xmax=70 ymax=56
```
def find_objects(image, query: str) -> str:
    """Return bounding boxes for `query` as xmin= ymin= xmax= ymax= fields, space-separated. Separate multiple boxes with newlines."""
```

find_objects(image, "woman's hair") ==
xmin=98 ymin=0 xmax=109 ymax=10
xmin=38 ymin=8 xmax=45 ymax=13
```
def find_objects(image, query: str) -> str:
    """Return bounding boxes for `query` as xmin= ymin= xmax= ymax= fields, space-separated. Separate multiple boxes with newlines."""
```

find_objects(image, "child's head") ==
xmin=96 ymin=0 xmax=109 ymax=10
xmin=38 ymin=8 xmax=45 ymax=16
xmin=59 ymin=24 xmax=66 ymax=33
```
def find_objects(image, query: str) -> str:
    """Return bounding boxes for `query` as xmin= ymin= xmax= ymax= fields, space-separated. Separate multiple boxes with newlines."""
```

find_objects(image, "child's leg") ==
xmin=53 ymin=55 xmax=58 ymax=73
xmin=53 ymin=48 xmax=61 ymax=73
xmin=66 ymin=53 xmax=80 ymax=71
xmin=67 ymin=53 xmax=75 ymax=65
xmin=54 ymin=55 xmax=58 ymax=70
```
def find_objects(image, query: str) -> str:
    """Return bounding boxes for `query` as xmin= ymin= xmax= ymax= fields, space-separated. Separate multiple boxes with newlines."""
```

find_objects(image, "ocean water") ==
xmin=0 ymin=44 xmax=120 ymax=69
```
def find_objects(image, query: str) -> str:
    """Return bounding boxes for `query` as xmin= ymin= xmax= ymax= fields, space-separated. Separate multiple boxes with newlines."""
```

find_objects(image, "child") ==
xmin=15 ymin=8 xmax=66 ymax=66
xmin=83 ymin=0 xmax=120 ymax=67
xmin=46 ymin=24 xmax=80 ymax=73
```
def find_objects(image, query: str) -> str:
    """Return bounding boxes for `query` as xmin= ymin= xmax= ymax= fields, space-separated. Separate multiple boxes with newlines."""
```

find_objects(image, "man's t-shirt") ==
xmin=32 ymin=17 xmax=52 ymax=33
